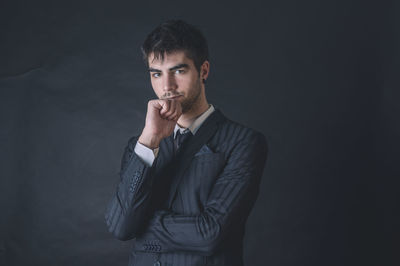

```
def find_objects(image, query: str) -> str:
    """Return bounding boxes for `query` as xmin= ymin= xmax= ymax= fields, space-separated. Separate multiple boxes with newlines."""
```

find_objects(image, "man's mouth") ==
xmin=161 ymin=93 xmax=184 ymax=100
xmin=168 ymin=95 xmax=182 ymax=99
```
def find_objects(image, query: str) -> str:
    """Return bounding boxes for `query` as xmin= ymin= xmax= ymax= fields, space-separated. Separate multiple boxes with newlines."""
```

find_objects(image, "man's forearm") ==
xmin=104 ymin=137 xmax=158 ymax=240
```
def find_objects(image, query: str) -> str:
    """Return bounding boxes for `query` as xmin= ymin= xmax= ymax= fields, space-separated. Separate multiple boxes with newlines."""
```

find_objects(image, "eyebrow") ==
xmin=148 ymin=63 xmax=189 ymax=72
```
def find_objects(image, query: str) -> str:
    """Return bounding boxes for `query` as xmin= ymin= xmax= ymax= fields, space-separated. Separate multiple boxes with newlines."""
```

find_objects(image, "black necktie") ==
xmin=174 ymin=129 xmax=192 ymax=154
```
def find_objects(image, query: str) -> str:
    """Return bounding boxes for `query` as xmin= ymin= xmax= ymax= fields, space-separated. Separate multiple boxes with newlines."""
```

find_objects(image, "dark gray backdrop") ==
xmin=1 ymin=0 xmax=398 ymax=265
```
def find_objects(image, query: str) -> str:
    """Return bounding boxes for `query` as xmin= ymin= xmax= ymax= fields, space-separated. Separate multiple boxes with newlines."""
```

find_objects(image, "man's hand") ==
xmin=138 ymin=99 xmax=182 ymax=149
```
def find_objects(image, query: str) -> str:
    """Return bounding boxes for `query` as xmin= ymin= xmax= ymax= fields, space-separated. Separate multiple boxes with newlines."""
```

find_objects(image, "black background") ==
xmin=0 ymin=0 xmax=399 ymax=265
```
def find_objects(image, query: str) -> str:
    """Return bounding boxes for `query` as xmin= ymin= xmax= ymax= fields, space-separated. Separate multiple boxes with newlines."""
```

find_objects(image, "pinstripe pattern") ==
xmin=105 ymin=108 xmax=268 ymax=266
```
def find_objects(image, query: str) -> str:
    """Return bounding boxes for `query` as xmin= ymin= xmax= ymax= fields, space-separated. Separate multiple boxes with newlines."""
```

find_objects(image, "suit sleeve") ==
xmin=104 ymin=136 xmax=158 ymax=241
xmin=134 ymin=131 xmax=268 ymax=255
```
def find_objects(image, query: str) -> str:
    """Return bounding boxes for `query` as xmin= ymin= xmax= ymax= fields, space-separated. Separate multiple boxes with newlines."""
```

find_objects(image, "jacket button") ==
xmin=153 ymin=261 xmax=161 ymax=266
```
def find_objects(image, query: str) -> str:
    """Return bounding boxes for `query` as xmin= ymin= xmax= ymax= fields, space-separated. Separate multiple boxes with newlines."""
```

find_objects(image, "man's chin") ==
xmin=181 ymin=101 xmax=193 ymax=114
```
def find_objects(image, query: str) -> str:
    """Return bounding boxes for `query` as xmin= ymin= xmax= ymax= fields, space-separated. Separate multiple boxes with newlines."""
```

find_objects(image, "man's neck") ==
xmin=177 ymin=100 xmax=210 ymax=128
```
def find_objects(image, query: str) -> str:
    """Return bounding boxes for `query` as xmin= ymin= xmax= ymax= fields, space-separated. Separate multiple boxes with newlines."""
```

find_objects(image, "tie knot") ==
xmin=174 ymin=129 xmax=192 ymax=152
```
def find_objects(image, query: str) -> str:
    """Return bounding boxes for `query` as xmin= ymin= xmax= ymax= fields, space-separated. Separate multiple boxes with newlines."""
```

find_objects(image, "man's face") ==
xmin=148 ymin=50 xmax=204 ymax=113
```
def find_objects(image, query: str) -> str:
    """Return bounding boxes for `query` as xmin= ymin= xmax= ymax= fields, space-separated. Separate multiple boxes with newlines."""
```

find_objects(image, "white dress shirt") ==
xmin=134 ymin=104 xmax=215 ymax=166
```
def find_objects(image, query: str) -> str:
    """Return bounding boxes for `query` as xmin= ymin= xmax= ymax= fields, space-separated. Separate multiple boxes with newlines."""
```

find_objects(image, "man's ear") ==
xmin=200 ymin=60 xmax=210 ymax=82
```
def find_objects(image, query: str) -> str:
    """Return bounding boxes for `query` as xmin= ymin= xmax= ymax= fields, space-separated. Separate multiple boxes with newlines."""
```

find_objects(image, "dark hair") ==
xmin=141 ymin=19 xmax=209 ymax=74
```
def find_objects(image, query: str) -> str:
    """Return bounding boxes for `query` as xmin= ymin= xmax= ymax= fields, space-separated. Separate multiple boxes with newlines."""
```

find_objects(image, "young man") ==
xmin=105 ymin=19 xmax=268 ymax=266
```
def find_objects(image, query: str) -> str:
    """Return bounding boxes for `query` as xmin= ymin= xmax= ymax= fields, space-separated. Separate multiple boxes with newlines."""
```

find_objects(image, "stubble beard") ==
xmin=181 ymin=78 xmax=202 ymax=114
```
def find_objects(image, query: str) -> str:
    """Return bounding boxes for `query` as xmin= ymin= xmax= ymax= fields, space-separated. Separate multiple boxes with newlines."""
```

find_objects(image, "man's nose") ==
xmin=163 ymin=74 xmax=177 ymax=91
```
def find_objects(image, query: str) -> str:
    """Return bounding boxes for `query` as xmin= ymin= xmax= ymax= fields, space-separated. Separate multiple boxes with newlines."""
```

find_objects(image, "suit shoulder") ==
xmin=212 ymin=114 xmax=268 ymax=169
xmin=215 ymin=113 xmax=267 ymax=150
xmin=220 ymin=115 xmax=265 ymax=139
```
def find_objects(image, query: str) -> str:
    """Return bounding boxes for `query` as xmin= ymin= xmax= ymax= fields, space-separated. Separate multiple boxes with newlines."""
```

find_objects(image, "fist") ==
xmin=138 ymin=99 xmax=182 ymax=149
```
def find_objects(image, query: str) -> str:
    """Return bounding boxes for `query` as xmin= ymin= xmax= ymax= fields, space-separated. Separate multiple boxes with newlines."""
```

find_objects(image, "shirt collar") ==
xmin=174 ymin=104 xmax=215 ymax=138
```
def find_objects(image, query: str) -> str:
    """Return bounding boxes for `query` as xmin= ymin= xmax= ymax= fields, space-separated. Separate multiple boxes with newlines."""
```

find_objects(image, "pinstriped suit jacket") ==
xmin=105 ymin=108 xmax=268 ymax=266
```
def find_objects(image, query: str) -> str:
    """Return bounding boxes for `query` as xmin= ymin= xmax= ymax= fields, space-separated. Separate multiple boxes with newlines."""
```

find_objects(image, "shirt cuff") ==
xmin=134 ymin=141 xmax=159 ymax=166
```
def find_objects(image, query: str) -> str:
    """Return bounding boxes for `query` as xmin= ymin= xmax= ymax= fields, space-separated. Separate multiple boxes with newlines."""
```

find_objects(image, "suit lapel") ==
xmin=167 ymin=109 xmax=226 ymax=208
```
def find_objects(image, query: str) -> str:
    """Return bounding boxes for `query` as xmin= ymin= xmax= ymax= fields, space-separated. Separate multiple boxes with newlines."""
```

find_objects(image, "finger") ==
xmin=149 ymin=99 xmax=162 ymax=111
xmin=159 ymin=99 xmax=170 ymax=117
xmin=171 ymin=114 xmax=180 ymax=121
xmin=170 ymin=107 xmax=182 ymax=121
xmin=165 ymin=100 xmax=177 ymax=119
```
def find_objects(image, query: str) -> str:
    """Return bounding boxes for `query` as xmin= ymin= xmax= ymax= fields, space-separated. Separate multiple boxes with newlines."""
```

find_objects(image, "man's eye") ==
xmin=175 ymin=69 xmax=184 ymax=74
xmin=152 ymin=73 xmax=161 ymax=78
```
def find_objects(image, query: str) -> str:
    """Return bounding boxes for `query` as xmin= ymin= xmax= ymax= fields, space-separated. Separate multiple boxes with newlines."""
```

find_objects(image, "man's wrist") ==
xmin=135 ymin=141 xmax=157 ymax=166
xmin=138 ymin=131 xmax=161 ymax=149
